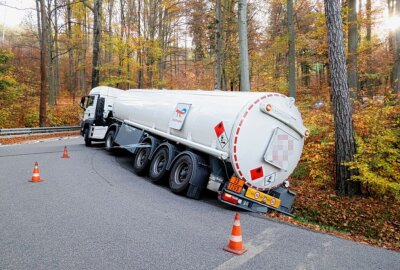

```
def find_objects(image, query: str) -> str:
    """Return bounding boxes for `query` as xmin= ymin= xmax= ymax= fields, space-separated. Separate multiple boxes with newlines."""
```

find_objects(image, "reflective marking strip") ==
xmin=32 ymin=173 xmax=40 ymax=177
xmin=232 ymin=96 xmax=267 ymax=185
xmin=236 ymin=128 xmax=241 ymax=135
xmin=230 ymin=235 xmax=242 ymax=242
xmin=234 ymin=220 xmax=241 ymax=226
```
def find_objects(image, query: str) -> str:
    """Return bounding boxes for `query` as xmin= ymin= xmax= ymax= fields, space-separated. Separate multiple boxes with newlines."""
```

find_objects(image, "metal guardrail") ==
xmin=0 ymin=126 xmax=81 ymax=136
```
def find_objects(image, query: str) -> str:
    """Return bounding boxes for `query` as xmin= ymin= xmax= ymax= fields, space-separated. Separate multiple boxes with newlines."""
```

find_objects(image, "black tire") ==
xmin=149 ymin=147 xmax=169 ymax=183
xmin=169 ymin=154 xmax=194 ymax=194
xmin=133 ymin=145 xmax=151 ymax=175
xmin=105 ymin=130 xmax=115 ymax=152
xmin=84 ymin=128 xmax=92 ymax=147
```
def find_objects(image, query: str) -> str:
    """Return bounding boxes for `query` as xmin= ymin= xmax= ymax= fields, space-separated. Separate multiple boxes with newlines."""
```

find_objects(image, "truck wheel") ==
xmin=84 ymin=128 xmax=92 ymax=147
xmin=149 ymin=147 xmax=169 ymax=183
xmin=105 ymin=130 xmax=115 ymax=152
xmin=169 ymin=154 xmax=194 ymax=194
xmin=133 ymin=145 xmax=151 ymax=175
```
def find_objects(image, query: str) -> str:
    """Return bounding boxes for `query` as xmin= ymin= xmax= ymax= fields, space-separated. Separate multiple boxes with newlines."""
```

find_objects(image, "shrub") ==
xmin=348 ymin=103 xmax=400 ymax=200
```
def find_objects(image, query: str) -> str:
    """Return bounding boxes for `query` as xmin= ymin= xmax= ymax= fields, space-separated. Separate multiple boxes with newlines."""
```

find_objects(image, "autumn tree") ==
xmin=324 ymin=0 xmax=360 ymax=195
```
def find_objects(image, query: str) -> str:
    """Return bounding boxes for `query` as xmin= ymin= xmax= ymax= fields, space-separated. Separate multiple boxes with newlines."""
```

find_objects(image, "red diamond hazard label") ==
xmin=250 ymin=166 xmax=264 ymax=180
xmin=214 ymin=121 xmax=225 ymax=137
xmin=214 ymin=121 xmax=228 ymax=148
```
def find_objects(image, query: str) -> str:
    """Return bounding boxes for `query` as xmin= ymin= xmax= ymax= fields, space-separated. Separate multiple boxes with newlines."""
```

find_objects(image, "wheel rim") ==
xmin=136 ymin=148 xmax=148 ymax=167
xmin=174 ymin=162 xmax=189 ymax=184
xmin=152 ymin=154 xmax=166 ymax=175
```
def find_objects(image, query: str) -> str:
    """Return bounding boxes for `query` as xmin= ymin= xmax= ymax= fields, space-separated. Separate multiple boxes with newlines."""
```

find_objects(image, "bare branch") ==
xmin=0 ymin=2 xmax=35 ymax=11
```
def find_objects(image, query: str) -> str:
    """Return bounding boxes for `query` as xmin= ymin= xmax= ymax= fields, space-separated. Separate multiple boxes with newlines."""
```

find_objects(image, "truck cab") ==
xmin=80 ymin=86 xmax=125 ymax=146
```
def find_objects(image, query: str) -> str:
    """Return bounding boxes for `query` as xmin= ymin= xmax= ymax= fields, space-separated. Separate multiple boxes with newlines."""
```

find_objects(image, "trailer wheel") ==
xmin=149 ymin=147 xmax=169 ymax=183
xmin=84 ymin=128 xmax=92 ymax=147
xmin=133 ymin=145 xmax=151 ymax=175
xmin=169 ymin=154 xmax=194 ymax=194
xmin=105 ymin=130 xmax=115 ymax=152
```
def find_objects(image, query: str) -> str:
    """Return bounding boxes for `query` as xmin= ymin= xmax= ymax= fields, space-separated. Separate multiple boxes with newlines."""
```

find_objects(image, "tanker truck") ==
xmin=80 ymin=86 xmax=308 ymax=216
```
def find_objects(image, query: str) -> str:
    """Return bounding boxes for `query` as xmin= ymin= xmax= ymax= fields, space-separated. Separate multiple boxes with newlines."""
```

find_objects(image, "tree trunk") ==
xmin=389 ymin=0 xmax=395 ymax=88
xmin=238 ymin=0 xmax=250 ymax=92
xmin=83 ymin=10 xmax=88 ymax=94
xmin=106 ymin=0 xmax=114 ymax=80
xmin=288 ymin=0 xmax=296 ymax=98
xmin=324 ymin=0 xmax=361 ymax=196
xmin=347 ymin=0 xmax=359 ymax=98
xmin=54 ymin=0 xmax=60 ymax=102
xmin=366 ymin=0 xmax=373 ymax=97
xmin=137 ymin=0 xmax=143 ymax=88
xmin=392 ymin=0 xmax=400 ymax=93
xmin=214 ymin=0 xmax=223 ymax=90
xmin=67 ymin=0 xmax=74 ymax=98
xmin=91 ymin=0 xmax=102 ymax=88
xmin=38 ymin=0 xmax=48 ymax=127
xmin=47 ymin=0 xmax=55 ymax=106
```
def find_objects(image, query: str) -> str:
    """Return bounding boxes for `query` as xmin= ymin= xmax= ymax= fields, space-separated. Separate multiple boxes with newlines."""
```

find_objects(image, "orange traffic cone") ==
xmin=223 ymin=212 xmax=248 ymax=255
xmin=61 ymin=146 xmax=70 ymax=158
xmin=29 ymin=161 xmax=42 ymax=183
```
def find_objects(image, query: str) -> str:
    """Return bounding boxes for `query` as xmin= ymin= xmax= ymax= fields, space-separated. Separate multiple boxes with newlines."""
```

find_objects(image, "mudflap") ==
xmin=186 ymin=154 xmax=210 ymax=200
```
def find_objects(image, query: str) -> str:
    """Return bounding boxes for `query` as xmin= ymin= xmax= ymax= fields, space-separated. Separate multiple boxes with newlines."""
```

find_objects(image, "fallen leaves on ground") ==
xmin=0 ymin=132 xmax=80 ymax=145
xmin=267 ymin=177 xmax=400 ymax=251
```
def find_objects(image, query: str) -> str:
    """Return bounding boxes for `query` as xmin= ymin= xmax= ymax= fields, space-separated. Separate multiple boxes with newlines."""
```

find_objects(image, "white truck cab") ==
xmin=80 ymin=86 xmax=125 ymax=145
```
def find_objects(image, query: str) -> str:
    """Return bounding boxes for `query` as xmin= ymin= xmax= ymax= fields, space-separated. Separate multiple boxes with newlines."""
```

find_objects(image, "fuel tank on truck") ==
xmin=112 ymin=89 xmax=308 ymax=191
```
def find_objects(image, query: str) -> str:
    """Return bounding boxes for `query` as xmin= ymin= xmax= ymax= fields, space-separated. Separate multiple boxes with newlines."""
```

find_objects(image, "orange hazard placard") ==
xmin=227 ymin=177 xmax=244 ymax=193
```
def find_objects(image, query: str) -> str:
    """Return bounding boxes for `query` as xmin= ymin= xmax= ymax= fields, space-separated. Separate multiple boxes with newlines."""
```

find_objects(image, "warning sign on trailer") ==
xmin=169 ymin=103 xmax=191 ymax=130
xmin=264 ymin=172 xmax=276 ymax=186
xmin=214 ymin=121 xmax=229 ymax=148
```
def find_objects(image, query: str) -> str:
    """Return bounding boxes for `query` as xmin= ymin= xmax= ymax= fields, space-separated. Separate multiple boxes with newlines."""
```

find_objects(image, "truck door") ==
xmin=81 ymin=95 xmax=98 ymax=121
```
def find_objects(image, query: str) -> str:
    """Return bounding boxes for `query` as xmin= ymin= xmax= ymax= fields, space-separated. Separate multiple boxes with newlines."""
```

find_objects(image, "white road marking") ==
xmin=215 ymin=227 xmax=277 ymax=270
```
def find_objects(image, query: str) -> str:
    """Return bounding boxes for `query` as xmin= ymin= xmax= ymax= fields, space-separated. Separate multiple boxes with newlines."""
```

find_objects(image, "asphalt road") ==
xmin=0 ymin=137 xmax=399 ymax=270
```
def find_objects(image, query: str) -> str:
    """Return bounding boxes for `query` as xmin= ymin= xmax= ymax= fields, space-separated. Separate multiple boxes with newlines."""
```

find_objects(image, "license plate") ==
xmin=227 ymin=176 xmax=244 ymax=193
xmin=245 ymin=187 xmax=281 ymax=208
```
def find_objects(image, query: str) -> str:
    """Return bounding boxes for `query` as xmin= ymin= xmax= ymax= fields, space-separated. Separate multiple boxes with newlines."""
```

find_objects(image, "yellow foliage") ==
xmin=348 ymin=102 xmax=400 ymax=200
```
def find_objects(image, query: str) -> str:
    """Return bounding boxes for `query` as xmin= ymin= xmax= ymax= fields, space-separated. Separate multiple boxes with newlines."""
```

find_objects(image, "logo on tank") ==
xmin=175 ymin=108 xmax=187 ymax=117
xmin=169 ymin=103 xmax=191 ymax=130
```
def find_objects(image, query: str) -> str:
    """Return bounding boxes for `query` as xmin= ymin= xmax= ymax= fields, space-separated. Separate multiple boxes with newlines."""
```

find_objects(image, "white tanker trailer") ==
xmin=80 ymin=86 xmax=308 ymax=215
